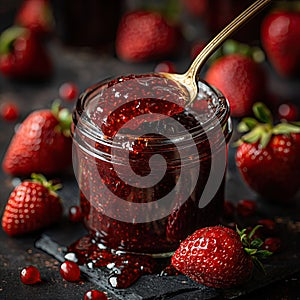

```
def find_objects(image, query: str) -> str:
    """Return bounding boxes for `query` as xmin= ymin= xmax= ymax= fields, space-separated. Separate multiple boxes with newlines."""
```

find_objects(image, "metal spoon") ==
xmin=163 ymin=0 xmax=271 ymax=105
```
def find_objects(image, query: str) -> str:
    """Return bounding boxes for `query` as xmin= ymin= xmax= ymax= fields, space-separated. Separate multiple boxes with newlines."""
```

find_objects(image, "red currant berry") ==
xmin=59 ymin=82 xmax=79 ymax=101
xmin=262 ymin=237 xmax=281 ymax=253
xmin=278 ymin=103 xmax=298 ymax=122
xmin=223 ymin=200 xmax=235 ymax=218
xmin=257 ymin=219 xmax=276 ymax=235
xmin=0 ymin=102 xmax=19 ymax=121
xmin=154 ymin=61 xmax=176 ymax=73
xmin=20 ymin=266 xmax=41 ymax=285
xmin=237 ymin=199 xmax=256 ymax=217
xmin=60 ymin=261 xmax=81 ymax=282
xmin=69 ymin=205 xmax=83 ymax=222
xmin=84 ymin=289 xmax=108 ymax=300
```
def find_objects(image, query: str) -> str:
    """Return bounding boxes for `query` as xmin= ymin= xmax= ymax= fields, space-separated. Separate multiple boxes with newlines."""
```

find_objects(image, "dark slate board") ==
xmin=35 ymin=221 xmax=300 ymax=300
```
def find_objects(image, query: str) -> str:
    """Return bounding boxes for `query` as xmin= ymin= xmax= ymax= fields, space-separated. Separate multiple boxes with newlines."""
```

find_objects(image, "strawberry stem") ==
xmin=31 ymin=173 xmax=62 ymax=192
xmin=51 ymin=101 xmax=72 ymax=137
xmin=253 ymin=102 xmax=273 ymax=124
xmin=236 ymin=225 xmax=272 ymax=274
xmin=0 ymin=26 xmax=27 ymax=55
xmin=208 ymin=39 xmax=265 ymax=65
xmin=235 ymin=102 xmax=300 ymax=148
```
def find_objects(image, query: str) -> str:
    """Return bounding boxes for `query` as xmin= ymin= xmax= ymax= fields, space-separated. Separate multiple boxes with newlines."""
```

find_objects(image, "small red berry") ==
xmin=84 ymin=289 xmax=108 ymax=300
xmin=257 ymin=219 xmax=276 ymax=235
xmin=69 ymin=205 xmax=83 ymax=222
xmin=223 ymin=200 xmax=235 ymax=218
xmin=59 ymin=82 xmax=79 ymax=101
xmin=154 ymin=61 xmax=176 ymax=73
xmin=60 ymin=261 xmax=81 ymax=282
xmin=262 ymin=237 xmax=281 ymax=253
xmin=0 ymin=102 xmax=19 ymax=121
xmin=237 ymin=199 xmax=257 ymax=217
xmin=20 ymin=266 xmax=41 ymax=285
xmin=278 ymin=103 xmax=298 ymax=122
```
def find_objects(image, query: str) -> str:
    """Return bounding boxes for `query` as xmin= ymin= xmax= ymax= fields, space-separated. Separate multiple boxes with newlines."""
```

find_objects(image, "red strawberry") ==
xmin=2 ymin=174 xmax=63 ymax=236
xmin=15 ymin=0 xmax=53 ymax=37
xmin=205 ymin=53 xmax=266 ymax=118
xmin=235 ymin=102 xmax=300 ymax=201
xmin=171 ymin=225 xmax=271 ymax=288
xmin=2 ymin=102 xmax=72 ymax=176
xmin=0 ymin=26 xmax=52 ymax=80
xmin=115 ymin=11 xmax=181 ymax=62
xmin=261 ymin=6 xmax=300 ymax=77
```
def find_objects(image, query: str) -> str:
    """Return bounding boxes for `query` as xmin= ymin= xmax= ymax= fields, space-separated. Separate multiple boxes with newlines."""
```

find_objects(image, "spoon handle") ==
xmin=187 ymin=0 xmax=271 ymax=80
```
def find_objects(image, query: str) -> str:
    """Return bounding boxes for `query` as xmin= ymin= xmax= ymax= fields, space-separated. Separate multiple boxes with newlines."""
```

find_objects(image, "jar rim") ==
xmin=72 ymin=74 xmax=231 ymax=147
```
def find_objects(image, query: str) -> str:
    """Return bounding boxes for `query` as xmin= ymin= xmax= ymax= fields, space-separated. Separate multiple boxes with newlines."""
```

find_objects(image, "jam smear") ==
xmin=66 ymin=235 xmax=168 ymax=288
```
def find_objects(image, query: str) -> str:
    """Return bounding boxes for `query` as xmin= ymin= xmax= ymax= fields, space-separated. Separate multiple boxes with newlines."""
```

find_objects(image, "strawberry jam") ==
xmin=71 ymin=73 xmax=232 ymax=288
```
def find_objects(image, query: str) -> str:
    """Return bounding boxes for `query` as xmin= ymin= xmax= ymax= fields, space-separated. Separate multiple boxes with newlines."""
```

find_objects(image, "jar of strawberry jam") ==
xmin=72 ymin=73 xmax=232 ymax=256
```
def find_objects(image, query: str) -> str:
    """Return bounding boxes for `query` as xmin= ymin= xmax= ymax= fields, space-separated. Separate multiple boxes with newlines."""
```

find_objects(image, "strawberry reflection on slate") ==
xmin=71 ymin=73 xmax=232 ymax=288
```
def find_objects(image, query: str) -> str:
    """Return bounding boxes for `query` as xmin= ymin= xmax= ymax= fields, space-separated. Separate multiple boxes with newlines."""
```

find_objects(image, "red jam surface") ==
xmin=71 ymin=73 xmax=231 ymax=288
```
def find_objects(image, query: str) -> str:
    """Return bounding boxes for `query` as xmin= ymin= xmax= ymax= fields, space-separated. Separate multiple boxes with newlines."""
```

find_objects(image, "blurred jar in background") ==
xmin=0 ymin=0 xmax=23 ymax=31
xmin=50 ymin=0 xmax=123 ymax=48
xmin=182 ymin=0 xmax=267 ymax=44
xmin=206 ymin=0 xmax=265 ymax=42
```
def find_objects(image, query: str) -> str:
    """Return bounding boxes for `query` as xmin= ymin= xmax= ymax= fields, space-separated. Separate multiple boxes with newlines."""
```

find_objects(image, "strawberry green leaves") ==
xmin=236 ymin=102 xmax=300 ymax=148
xmin=237 ymin=225 xmax=272 ymax=274
xmin=273 ymin=122 xmax=300 ymax=135
xmin=31 ymin=173 xmax=62 ymax=192
xmin=0 ymin=26 xmax=27 ymax=55
xmin=51 ymin=101 xmax=72 ymax=137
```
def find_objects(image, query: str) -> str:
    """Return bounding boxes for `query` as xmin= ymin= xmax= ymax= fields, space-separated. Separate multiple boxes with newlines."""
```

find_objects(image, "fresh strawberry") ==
xmin=1 ymin=174 xmax=63 ymax=236
xmin=205 ymin=52 xmax=266 ymax=118
xmin=15 ymin=0 xmax=53 ymax=37
xmin=171 ymin=225 xmax=271 ymax=288
xmin=115 ymin=11 xmax=181 ymax=62
xmin=261 ymin=5 xmax=300 ymax=77
xmin=0 ymin=26 xmax=52 ymax=80
xmin=2 ymin=102 xmax=72 ymax=176
xmin=235 ymin=102 xmax=300 ymax=201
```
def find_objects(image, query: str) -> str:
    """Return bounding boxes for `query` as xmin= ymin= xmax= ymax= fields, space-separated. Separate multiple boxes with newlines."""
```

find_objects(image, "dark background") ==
xmin=1 ymin=1 xmax=300 ymax=299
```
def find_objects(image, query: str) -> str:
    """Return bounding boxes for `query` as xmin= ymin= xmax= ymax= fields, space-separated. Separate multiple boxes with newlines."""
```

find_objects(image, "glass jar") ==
xmin=50 ymin=0 xmax=123 ymax=48
xmin=72 ymin=73 xmax=232 ymax=255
